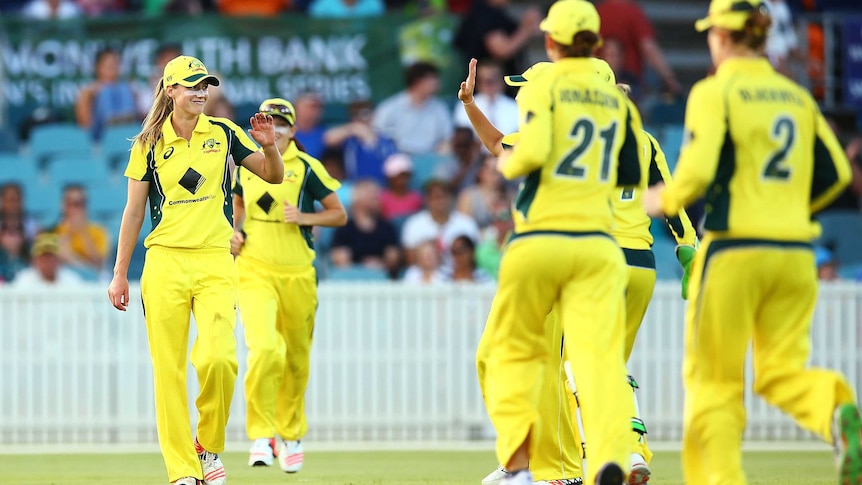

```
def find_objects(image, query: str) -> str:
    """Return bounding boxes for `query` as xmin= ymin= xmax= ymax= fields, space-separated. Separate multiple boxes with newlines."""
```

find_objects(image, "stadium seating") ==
xmin=659 ymin=124 xmax=685 ymax=172
xmin=410 ymin=153 xmax=448 ymax=191
xmin=46 ymin=153 xmax=112 ymax=187
xmin=816 ymin=210 xmax=862 ymax=267
xmin=0 ymin=154 xmax=38 ymax=185
xmin=100 ymin=123 xmax=140 ymax=170
xmin=28 ymin=123 xmax=92 ymax=167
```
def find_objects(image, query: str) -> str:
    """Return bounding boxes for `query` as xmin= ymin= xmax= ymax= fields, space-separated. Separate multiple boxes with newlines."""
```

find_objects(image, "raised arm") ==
xmin=239 ymin=113 xmax=285 ymax=184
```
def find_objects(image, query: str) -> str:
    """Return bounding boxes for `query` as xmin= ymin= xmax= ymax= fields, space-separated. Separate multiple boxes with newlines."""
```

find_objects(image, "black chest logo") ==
xmin=256 ymin=192 xmax=277 ymax=213
xmin=179 ymin=167 xmax=206 ymax=194
xmin=163 ymin=147 xmax=174 ymax=159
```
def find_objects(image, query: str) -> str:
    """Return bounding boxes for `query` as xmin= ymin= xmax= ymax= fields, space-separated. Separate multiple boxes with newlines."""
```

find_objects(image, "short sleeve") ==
xmin=124 ymin=141 xmax=151 ymax=181
xmin=223 ymin=119 xmax=260 ymax=166
xmin=305 ymin=157 xmax=342 ymax=201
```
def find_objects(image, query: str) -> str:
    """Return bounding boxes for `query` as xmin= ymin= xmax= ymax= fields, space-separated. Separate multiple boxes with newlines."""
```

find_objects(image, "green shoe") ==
xmin=834 ymin=403 xmax=862 ymax=484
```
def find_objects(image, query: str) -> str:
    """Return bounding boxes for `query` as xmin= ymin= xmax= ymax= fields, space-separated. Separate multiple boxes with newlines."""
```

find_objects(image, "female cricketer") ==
xmin=107 ymin=56 xmax=285 ymax=485
xmin=231 ymin=97 xmax=347 ymax=474
xmin=463 ymin=56 xmax=697 ymax=485
xmin=646 ymin=0 xmax=862 ymax=482
xmin=482 ymin=1 xmax=645 ymax=484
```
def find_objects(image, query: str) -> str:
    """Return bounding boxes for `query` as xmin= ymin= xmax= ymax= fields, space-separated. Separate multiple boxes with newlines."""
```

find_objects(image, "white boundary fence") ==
xmin=1 ymin=282 xmax=860 ymax=445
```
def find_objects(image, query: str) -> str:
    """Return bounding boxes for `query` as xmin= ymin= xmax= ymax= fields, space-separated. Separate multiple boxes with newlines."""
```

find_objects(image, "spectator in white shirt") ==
xmin=401 ymin=179 xmax=479 ymax=267
xmin=452 ymin=61 xmax=519 ymax=139
xmin=13 ymin=233 xmax=82 ymax=288
xmin=373 ymin=62 xmax=453 ymax=155
xmin=402 ymin=240 xmax=446 ymax=285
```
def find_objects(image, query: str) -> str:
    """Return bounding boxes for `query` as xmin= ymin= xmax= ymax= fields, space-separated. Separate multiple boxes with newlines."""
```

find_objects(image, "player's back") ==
xmin=696 ymin=58 xmax=824 ymax=241
xmin=503 ymin=57 xmax=642 ymax=235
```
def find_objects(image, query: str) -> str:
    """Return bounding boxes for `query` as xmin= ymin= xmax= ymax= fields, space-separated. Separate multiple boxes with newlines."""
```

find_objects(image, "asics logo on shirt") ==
xmin=163 ymin=147 xmax=174 ymax=159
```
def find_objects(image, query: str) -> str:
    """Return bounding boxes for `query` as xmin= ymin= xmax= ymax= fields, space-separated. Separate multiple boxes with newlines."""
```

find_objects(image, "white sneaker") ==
xmin=171 ymin=478 xmax=198 ymax=485
xmin=248 ymin=437 xmax=277 ymax=467
xmin=628 ymin=453 xmax=650 ymax=484
xmin=198 ymin=449 xmax=227 ymax=485
xmin=482 ymin=465 xmax=510 ymax=485
xmin=278 ymin=439 xmax=304 ymax=473
xmin=536 ymin=479 xmax=583 ymax=485
xmin=501 ymin=470 xmax=533 ymax=485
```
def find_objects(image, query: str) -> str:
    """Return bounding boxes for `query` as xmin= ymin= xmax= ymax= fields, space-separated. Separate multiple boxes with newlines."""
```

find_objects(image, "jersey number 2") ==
xmin=762 ymin=116 xmax=795 ymax=181
xmin=556 ymin=119 xmax=617 ymax=181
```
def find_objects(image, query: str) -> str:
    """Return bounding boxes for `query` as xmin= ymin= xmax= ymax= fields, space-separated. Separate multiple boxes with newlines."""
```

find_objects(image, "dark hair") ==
xmin=404 ymin=62 xmax=440 ymax=88
xmin=729 ymin=7 xmax=772 ymax=50
xmin=95 ymin=47 xmax=119 ymax=65
xmin=1 ymin=182 xmax=22 ymax=196
xmin=156 ymin=43 xmax=181 ymax=58
xmin=451 ymin=235 xmax=477 ymax=269
xmin=554 ymin=31 xmax=601 ymax=58
xmin=423 ymin=178 xmax=453 ymax=196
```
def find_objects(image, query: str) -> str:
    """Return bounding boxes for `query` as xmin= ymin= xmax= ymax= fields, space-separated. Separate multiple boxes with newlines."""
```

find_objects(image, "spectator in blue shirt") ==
xmin=74 ymin=48 xmax=140 ymax=141
xmin=324 ymin=100 xmax=398 ymax=185
xmin=293 ymin=91 xmax=328 ymax=159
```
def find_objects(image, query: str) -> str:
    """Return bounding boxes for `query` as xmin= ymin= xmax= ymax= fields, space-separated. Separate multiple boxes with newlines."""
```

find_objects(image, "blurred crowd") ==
xmin=1 ymin=0 xmax=861 ymax=287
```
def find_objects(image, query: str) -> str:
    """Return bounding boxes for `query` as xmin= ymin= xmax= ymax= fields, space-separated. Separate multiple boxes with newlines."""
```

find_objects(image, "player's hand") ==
xmin=458 ymin=58 xmax=477 ymax=105
xmin=249 ymin=113 xmax=276 ymax=148
xmin=675 ymin=244 xmax=697 ymax=300
xmin=107 ymin=275 xmax=130 ymax=311
xmin=230 ymin=230 xmax=245 ymax=256
xmin=643 ymin=183 xmax=665 ymax=217
xmin=284 ymin=201 xmax=305 ymax=225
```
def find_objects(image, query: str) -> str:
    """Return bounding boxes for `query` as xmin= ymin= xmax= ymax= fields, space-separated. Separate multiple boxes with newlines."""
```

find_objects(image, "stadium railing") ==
xmin=1 ymin=282 xmax=860 ymax=445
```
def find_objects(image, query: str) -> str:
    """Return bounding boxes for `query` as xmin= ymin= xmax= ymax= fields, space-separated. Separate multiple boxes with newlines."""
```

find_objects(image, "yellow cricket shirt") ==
xmin=613 ymin=130 xmax=698 ymax=249
xmin=125 ymin=114 xmax=259 ymax=250
xmin=233 ymin=141 xmax=340 ymax=267
xmin=501 ymin=57 xmax=643 ymax=236
xmin=661 ymin=57 xmax=851 ymax=242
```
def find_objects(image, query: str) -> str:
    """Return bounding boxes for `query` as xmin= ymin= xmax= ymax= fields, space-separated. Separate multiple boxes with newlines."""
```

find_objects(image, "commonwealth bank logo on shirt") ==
xmin=255 ymin=192 xmax=277 ymax=213
xmin=202 ymin=138 xmax=222 ymax=154
xmin=178 ymin=167 xmax=206 ymax=195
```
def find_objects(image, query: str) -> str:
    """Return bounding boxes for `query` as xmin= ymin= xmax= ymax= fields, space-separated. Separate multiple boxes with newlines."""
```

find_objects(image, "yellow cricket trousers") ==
xmin=237 ymin=255 xmax=317 ymax=441
xmin=486 ymin=234 xmax=631 ymax=485
xmin=682 ymin=237 xmax=856 ymax=485
xmin=141 ymin=247 xmax=239 ymax=482
xmin=622 ymin=248 xmax=658 ymax=465
xmin=477 ymin=300 xmax=582 ymax=482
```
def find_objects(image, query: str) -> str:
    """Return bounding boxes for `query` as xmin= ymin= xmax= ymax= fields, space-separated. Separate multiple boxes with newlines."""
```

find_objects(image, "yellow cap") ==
xmin=258 ymin=98 xmax=296 ymax=126
xmin=590 ymin=58 xmax=617 ymax=85
xmin=694 ymin=0 xmax=768 ymax=32
xmin=31 ymin=233 xmax=60 ymax=257
xmin=504 ymin=62 xmax=553 ymax=86
xmin=162 ymin=55 xmax=220 ymax=88
xmin=504 ymin=58 xmax=615 ymax=87
xmin=539 ymin=0 xmax=601 ymax=46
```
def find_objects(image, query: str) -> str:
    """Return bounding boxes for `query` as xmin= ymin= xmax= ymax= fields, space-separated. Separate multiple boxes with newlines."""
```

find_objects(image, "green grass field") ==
xmin=0 ymin=450 xmax=837 ymax=485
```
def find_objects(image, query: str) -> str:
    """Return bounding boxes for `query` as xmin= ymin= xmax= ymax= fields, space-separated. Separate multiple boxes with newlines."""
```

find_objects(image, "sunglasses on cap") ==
xmin=259 ymin=103 xmax=293 ymax=116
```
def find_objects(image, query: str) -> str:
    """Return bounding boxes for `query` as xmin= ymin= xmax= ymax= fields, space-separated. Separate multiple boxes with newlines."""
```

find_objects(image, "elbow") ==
xmin=335 ymin=207 xmax=348 ymax=226
xmin=264 ymin=167 xmax=285 ymax=184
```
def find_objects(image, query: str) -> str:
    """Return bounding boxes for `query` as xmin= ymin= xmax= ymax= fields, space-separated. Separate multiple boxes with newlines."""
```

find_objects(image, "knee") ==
xmin=196 ymin=345 xmax=238 ymax=375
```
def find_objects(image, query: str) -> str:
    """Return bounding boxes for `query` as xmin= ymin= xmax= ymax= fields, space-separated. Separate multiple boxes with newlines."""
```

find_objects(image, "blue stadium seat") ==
xmin=24 ymin=179 xmax=62 ymax=227
xmin=29 ymin=123 xmax=92 ymax=166
xmin=816 ymin=210 xmax=862 ymax=266
xmin=326 ymin=265 xmax=389 ymax=281
xmin=47 ymin=153 xmax=111 ymax=187
xmin=315 ymin=225 xmax=337 ymax=252
xmin=100 ymin=123 xmax=140 ymax=170
xmin=0 ymin=154 xmax=39 ymax=186
xmin=0 ymin=128 xmax=19 ymax=153
xmin=659 ymin=124 xmax=685 ymax=172
xmin=652 ymin=233 xmax=682 ymax=281
xmin=87 ymin=180 xmax=127 ymax=220
xmin=410 ymin=153 xmax=448 ymax=191
xmin=838 ymin=263 xmax=862 ymax=282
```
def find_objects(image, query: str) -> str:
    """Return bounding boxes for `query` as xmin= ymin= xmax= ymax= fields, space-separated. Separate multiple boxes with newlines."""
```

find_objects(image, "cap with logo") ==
xmin=540 ymin=0 xmax=602 ymax=46
xmin=258 ymin=98 xmax=297 ymax=126
xmin=694 ymin=0 xmax=768 ymax=32
xmin=162 ymin=55 xmax=220 ymax=88
xmin=504 ymin=58 xmax=616 ymax=87
xmin=31 ymin=233 xmax=60 ymax=257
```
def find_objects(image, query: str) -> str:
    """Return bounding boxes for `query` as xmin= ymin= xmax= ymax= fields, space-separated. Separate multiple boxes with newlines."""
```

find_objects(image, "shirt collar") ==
xmin=282 ymin=140 xmax=299 ymax=161
xmin=716 ymin=57 xmax=774 ymax=76
xmin=161 ymin=113 xmax=212 ymax=144
xmin=553 ymin=57 xmax=596 ymax=74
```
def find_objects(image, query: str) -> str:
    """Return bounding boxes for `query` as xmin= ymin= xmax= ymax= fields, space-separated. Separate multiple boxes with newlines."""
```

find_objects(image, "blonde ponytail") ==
xmin=133 ymin=81 xmax=173 ymax=150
